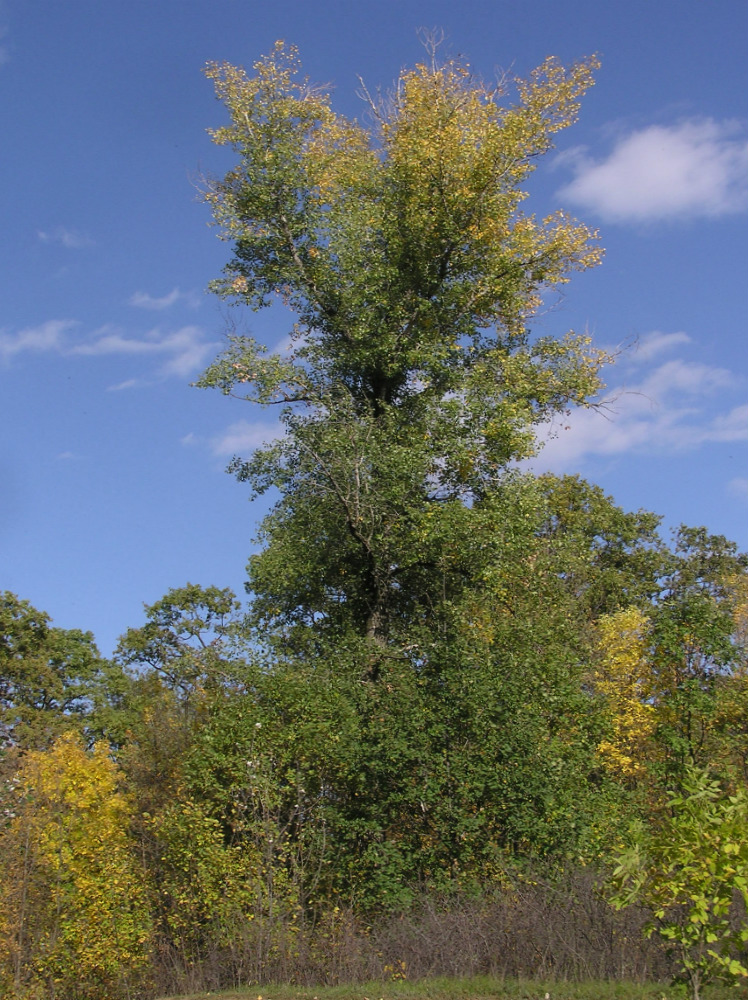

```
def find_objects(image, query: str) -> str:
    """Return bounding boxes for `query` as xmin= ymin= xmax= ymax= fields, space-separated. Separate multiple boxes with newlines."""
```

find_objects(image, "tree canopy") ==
xmin=198 ymin=42 xmax=610 ymax=655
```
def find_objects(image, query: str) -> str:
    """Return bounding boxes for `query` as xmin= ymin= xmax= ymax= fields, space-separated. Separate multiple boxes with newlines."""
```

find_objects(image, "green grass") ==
xmin=156 ymin=974 xmax=745 ymax=1000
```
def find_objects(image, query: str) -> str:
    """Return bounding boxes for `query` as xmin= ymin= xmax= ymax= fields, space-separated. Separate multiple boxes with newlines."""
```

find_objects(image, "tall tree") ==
xmin=199 ymin=42 xmax=607 ymax=653
xmin=195 ymin=42 xmax=665 ymax=891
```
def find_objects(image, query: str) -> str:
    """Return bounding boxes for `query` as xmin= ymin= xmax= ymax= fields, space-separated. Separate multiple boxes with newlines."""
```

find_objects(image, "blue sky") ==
xmin=1 ymin=0 xmax=746 ymax=656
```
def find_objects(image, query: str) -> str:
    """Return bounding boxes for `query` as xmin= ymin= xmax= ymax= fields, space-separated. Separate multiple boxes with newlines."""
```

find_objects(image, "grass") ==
xmin=156 ymin=974 xmax=745 ymax=1000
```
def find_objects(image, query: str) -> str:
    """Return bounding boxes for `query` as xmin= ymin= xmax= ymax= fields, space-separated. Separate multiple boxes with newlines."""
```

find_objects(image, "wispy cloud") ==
xmin=107 ymin=378 xmax=141 ymax=392
xmin=556 ymin=118 xmax=748 ymax=222
xmin=160 ymin=328 xmax=215 ymax=377
xmin=72 ymin=328 xmax=162 ymax=357
xmin=0 ymin=320 xmax=77 ymax=360
xmin=129 ymin=287 xmax=201 ymax=310
xmin=639 ymin=358 xmax=736 ymax=399
xmin=631 ymin=330 xmax=691 ymax=363
xmin=211 ymin=419 xmax=282 ymax=456
xmin=705 ymin=404 xmax=748 ymax=443
xmin=73 ymin=325 xmax=216 ymax=381
xmin=0 ymin=317 xmax=215 ymax=381
xmin=533 ymin=333 xmax=747 ymax=472
xmin=37 ymin=227 xmax=95 ymax=249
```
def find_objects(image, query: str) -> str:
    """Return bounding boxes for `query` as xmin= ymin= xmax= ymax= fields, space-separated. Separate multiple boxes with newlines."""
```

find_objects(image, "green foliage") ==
xmin=171 ymin=476 xmax=649 ymax=907
xmin=187 ymin=43 xmax=643 ymax=899
xmin=148 ymin=796 xmax=267 ymax=966
xmin=0 ymin=591 xmax=111 ymax=749
xmin=202 ymin=42 xmax=604 ymax=386
xmin=115 ymin=583 xmax=246 ymax=711
xmin=198 ymin=42 xmax=611 ymax=656
xmin=609 ymin=767 xmax=748 ymax=1000
xmin=103 ymin=588 xmax=250 ymax=869
xmin=194 ymin=43 xmax=745 ymax=902
xmin=532 ymin=474 xmax=666 ymax=617
xmin=647 ymin=530 xmax=748 ymax=787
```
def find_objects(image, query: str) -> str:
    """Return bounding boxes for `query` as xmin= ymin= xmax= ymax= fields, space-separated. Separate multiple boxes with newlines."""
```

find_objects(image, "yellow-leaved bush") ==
xmin=593 ymin=607 xmax=655 ymax=781
xmin=0 ymin=733 xmax=151 ymax=1000
xmin=149 ymin=796 xmax=271 ymax=967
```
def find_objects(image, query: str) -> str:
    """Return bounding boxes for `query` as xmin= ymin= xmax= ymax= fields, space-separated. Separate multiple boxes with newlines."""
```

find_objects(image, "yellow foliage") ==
xmin=203 ymin=41 xmax=607 ymax=381
xmin=0 ymin=732 xmax=151 ymax=999
xmin=150 ymin=796 xmax=265 ymax=959
xmin=593 ymin=607 xmax=655 ymax=781
xmin=725 ymin=571 xmax=748 ymax=663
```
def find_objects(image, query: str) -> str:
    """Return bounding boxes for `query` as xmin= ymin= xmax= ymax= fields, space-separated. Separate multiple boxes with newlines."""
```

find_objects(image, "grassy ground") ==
xmin=156 ymin=974 xmax=745 ymax=1000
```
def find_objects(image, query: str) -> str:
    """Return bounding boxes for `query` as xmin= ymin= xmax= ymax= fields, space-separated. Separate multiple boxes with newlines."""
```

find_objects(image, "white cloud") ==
xmin=72 ymin=325 xmax=215 ymax=378
xmin=557 ymin=118 xmax=748 ymax=221
xmin=0 ymin=316 xmax=215 ymax=380
xmin=638 ymin=358 xmax=736 ymax=399
xmin=702 ymin=404 xmax=748 ymax=443
xmin=73 ymin=328 xmax=161 ymax=357
xmin=158 ymin=328 xmax=215 ymax=378
xmin=38 ymin=227 xmax=95 ymax=249
xmin=129 ymin=287 xmax=200 ymax=310
xmin=107 ymin=378 xmax=141 ymax=392
xmin=211 ymin=419 xmax=282 ymax=456
xmin=632 ymin=330 xmax=691 ymax=363
xmin=130 ymin=288 xmax=181 ymax=310
xmin=0 ymin=320 xmax=77 ymax=360
xmin=533 ymin=345 xmax=747 ymax=473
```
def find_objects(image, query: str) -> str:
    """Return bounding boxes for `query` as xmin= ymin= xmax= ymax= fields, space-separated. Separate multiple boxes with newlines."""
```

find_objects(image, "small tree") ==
xmin=0 ymin=733 xmax=152 ymax=999
xmin=609 ymin=767 xmax=748 ymax=1000
xmin=593 ymin=606 xmax=656 ymax=783
xmin=115 ymin=583 xmax=244 ymax=713
xmin=0 ymin=591 xmax=110 ymax=749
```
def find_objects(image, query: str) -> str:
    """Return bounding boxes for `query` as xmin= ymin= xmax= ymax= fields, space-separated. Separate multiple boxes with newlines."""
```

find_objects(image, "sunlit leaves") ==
xmin=197 ymin=42 xmax=615 ymax=659
xmin=200 ymin=40 xmax=607 ymax=415
xmin=0 ymin=733 xmax=151 ymax=999
xmin=593 ymin=608 xmax=655 ymax=781
xmin=148 ymin=797 xmax=265 ymax=965
xmin=610 ymin=768 xmax=748 ymax=999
